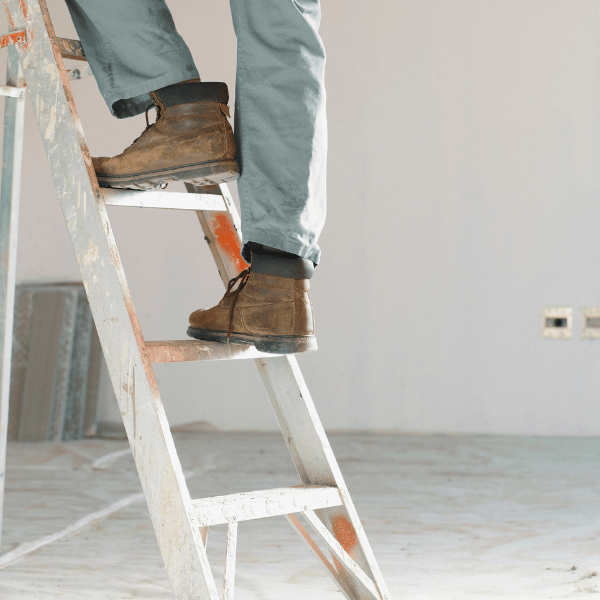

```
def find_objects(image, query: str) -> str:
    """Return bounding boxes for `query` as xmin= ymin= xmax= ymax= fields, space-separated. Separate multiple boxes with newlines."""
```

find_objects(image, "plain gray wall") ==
xmin=4 ymin=0 xmax=600 ymax=433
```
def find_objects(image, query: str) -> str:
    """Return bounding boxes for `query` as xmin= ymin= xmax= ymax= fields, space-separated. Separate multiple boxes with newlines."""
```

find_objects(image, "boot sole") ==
xmin=97 ymin=160 xmax=240 ymax=190
xmin=186 ymin=326 xmax=318 ymax=355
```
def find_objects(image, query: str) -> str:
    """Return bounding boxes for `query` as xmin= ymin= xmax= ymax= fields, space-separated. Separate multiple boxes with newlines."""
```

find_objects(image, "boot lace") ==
xmin=125 ymin=105 xmax=161 ymax=150
xmin=224 ymin=268 xmax=251 ymax=343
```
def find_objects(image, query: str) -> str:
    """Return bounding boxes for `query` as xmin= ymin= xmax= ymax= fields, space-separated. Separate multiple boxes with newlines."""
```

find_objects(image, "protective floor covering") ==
xmin=0 ymin=433 xmax=599 ymax=599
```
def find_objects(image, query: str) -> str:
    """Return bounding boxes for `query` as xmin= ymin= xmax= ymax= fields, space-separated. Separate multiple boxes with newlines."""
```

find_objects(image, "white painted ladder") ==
xmin=0 ymin=1 xmax=392 ymax=599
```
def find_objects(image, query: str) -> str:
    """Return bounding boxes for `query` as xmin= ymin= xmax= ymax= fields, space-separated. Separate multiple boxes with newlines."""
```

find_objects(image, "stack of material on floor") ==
xmin=8 ymin=283 xmax=103 ymax=441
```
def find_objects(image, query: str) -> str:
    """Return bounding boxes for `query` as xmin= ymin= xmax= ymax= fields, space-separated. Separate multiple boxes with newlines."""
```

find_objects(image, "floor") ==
xmin=0 ymin=432 xmax=598 ymax=599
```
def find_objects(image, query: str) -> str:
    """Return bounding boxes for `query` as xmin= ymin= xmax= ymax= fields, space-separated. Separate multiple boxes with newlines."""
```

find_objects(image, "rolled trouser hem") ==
xmin=249 ymin=247 xmax=315 ymax=279
xmin=107 ymin=68 xmax=201 ymax=118
xmin=242 ymin=233 xmax=321 ymax=267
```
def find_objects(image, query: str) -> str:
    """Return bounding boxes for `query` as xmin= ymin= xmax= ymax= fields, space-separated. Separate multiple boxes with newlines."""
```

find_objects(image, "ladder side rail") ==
xmin=286 ymin=514 xmax=356 ymax=600
xmin=0 ymin=45 xmax=25 ymax=551
xmin=257 ymin=356 xmax=389 ymax=600
xmin=4 ymin=1 xmax=219 ymax=597
xmin=188 ymin=183 xmax=390 ymax=599
xmin=302 ymin=510 xmax=381 ymax=599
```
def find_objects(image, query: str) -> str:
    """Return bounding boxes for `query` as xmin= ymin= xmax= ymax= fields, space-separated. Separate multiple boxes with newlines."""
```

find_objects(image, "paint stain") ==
xmin=0 ymin=31 xmax=26 ymax=49
xmin=332 ymin=515 xmax=357 ymax=553
xmin=18 ymin=0 xmax=27 ymax=20
xmin=211 ymin=214 xmax=248 ymax=273
xmin=5 ymin=8 xmax=15 ymax=30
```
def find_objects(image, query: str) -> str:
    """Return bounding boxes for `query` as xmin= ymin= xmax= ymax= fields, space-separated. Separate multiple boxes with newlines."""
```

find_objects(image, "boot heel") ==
xmin=254 ymin=336 xmax=318 ymax=355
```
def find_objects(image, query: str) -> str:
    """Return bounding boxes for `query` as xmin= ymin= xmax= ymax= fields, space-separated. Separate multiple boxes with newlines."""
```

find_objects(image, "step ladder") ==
xmin=0 ymin=1 xmax=392 ymax=598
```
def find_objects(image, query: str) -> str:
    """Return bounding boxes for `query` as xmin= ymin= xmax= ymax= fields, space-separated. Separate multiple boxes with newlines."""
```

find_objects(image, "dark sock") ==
xmin=153 ymin=81 xmax=229 ymax=106
xmin=248 ymin=243 xmax=315 ymax=280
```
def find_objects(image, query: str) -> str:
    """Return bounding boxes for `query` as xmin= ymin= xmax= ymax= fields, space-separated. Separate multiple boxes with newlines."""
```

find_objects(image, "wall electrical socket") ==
xmin=541 ymin=307 xmax=572 ymax=339
xmin=582 ymin=307 xmax=600 ymax=339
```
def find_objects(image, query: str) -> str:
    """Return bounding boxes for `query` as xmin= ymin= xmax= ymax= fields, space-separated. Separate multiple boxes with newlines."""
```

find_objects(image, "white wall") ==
xmin=4 ymin=0 xmax=600 ymax=434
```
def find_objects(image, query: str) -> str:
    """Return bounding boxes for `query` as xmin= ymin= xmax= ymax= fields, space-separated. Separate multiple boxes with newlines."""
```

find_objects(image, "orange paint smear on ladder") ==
xmin=18 ymin=0 xmax=28 ymax=19
xmin=3 ymin=0 xmax=27 ymax=37
xmin=3 ymin=0 xmax=29 ymax=49
xmin=4 ymin=7 xmax=14 ymax=30
xmin=0 ymin=30 xmax=26 ymax=49
xmin=332 ymin=515 xmax=358 ymax=553
xmin=211 ymin=213 xmax=249 ymax=273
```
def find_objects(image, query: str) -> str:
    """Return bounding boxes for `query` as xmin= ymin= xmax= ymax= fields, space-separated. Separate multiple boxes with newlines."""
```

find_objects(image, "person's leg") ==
xmin=65 ymin=0 xmax=239 ymax=189
xmin=231 ymin=0 xmax=327 ymax=267
xmin=65 ymin=0 xmax=199 ymax=118
xmin=187 ymin=0 xmax=327 ymax=354
xmin=65 ymin=0 xmax=325 ymax=352
xmin=66 ymin=0 xmax=325 ymax=259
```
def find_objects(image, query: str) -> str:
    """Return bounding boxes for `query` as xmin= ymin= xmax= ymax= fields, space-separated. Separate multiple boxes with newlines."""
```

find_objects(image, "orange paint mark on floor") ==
xmin=211 ymin=214 xmax=248 ymax=273
xmin=332 ymin=515 xmax=358 ymax=553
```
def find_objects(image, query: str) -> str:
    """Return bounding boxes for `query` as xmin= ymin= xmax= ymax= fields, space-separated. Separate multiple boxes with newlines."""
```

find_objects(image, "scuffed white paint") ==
xmin=82 ymin=240 xmax=98 ymax=266
xmin=43 ymin=104 xmax=55 ymax=140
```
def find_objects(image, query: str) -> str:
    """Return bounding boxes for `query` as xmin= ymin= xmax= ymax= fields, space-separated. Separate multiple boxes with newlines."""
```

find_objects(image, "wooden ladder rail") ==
xmin=0 ymin=44 xmax=25 ymax=550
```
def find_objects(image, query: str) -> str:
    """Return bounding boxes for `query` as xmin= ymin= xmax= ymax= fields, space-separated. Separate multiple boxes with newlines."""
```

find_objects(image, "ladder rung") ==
xmin=0 ymin=85 xmax=24 ymax=98
xmin=101 ymin=188 xmax=227 ymax=211
xmin=191 ymin=486 xmax=343 ymax=527
xmin=56 ymin=37 xmax=86 ymax=61
xmin=0 ymin=30 xmax=26 ymax=49
xmin=144 ymin=340 xmax=281 ymax=363
xmin=67 ymin=64 xmax=92 ymax=81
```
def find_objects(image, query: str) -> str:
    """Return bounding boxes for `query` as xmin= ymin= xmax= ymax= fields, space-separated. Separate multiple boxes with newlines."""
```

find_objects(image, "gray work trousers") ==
xmin=65 ymin=0 xmax=327 ymax=265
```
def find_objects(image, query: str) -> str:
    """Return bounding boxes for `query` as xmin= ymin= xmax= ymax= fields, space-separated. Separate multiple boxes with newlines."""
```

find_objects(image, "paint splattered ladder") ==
xmin=0 ymin=1 xmax=392 ymax=599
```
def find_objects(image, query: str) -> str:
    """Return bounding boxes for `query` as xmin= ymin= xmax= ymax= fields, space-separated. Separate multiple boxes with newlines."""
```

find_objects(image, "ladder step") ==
xmin=101 ymin=188 xmax=227 ymax=211
xmin=144 ymin=340 xmax=281 ymax=363
xmin=191 ymin=486 xmax=343 ymax=527
xmin=0 ymin=85 xmax=24 ymax=98
xmin=67 ymin=64 xmax=92 ymax=81
xmin=56 ymin=37 xmax=86 ymax=61
xmin=0 ymin=30 xmax=26 ymax=50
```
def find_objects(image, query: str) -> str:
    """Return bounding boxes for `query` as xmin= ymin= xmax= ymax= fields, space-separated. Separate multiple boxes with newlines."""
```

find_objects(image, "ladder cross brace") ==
xmin=190 ymin=485 xmax=343 ymax=527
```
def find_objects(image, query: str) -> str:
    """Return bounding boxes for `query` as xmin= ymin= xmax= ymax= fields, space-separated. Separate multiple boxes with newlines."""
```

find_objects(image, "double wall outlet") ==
xmin=541 ymin=307 xmax=600 ymax=339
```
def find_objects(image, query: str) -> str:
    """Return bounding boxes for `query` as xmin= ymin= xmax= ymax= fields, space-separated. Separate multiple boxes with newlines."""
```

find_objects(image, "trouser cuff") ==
xmin=153 ymin=81 xmax=229 ymax=106
xmin=249 ymin=244 xmax=314 ymax=280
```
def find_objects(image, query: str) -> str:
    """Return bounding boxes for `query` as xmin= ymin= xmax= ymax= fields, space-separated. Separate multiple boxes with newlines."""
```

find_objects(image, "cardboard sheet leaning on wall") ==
xmin=8 ymin=282 xmax=101 ymax=442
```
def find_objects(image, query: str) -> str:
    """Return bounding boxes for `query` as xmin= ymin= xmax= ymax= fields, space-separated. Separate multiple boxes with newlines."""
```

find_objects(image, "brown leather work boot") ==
xmin=93 ymin=82 xmax=238 ymax=190
xmin=187 ymin=270 xmax=317 ymax=354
